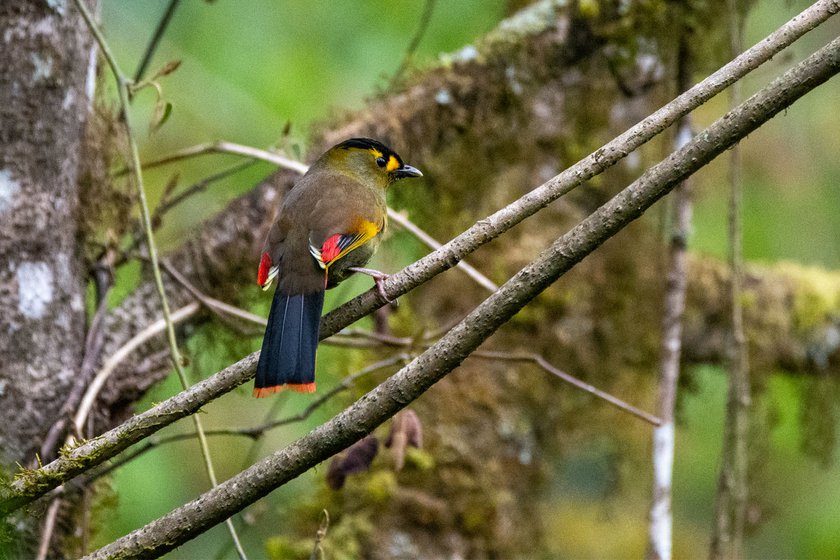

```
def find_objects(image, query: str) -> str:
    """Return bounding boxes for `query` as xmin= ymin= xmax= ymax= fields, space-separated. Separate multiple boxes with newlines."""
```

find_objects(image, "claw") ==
xmin=348 ymin=267 xmax=395 ymax=304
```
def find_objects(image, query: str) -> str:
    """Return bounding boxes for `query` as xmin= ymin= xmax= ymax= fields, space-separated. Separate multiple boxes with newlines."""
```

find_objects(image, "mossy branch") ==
xmin=71 ymin=2 xmax=247 ymax=557
xmin=1 ymin=0 xmax=839 ymax=520
xmin=81 ymin=33 xmax=840 ymax=559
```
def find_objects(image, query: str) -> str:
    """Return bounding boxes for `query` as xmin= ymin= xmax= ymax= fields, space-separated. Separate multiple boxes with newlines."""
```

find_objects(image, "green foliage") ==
xmin=0 ymin=518 xmax=18 ymax=560
xmin=404 ymin=447 xmax=435 ymax=471
xmin=85 ymin=0 xmax=840 ymax=558
xmin=264 ymin=535 xmax=311 ymax=560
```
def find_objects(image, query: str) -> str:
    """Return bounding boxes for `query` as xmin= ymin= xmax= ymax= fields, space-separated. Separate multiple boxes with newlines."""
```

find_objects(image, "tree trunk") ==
xmin=4 ymin=0 xmax=840 ymax=557
xmin=0 ymin=0 xmax=96 ymax=554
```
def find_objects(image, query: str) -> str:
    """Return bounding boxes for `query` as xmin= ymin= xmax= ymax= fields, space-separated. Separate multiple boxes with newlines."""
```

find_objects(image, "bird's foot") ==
xmin=348 ymin=267 xmax=395 ymax=304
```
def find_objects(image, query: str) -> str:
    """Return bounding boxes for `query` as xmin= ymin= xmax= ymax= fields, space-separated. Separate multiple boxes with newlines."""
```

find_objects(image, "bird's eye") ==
xmin=375 ymin=157 xmax=387 ymax=168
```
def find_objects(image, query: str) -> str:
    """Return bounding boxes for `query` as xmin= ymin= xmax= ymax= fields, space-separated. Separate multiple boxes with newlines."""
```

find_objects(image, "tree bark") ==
xmin=0 ymin=0 xmax=97 ymax=554
xmin=76 ymin=2 xmax=840 ymax=556
xmin=5 ymin=0 xmax=840 ymax=558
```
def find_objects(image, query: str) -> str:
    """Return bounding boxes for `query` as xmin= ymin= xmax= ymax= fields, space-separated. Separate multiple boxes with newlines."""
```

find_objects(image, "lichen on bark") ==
xmin=0 ymin=1 xmax=98 ymax=555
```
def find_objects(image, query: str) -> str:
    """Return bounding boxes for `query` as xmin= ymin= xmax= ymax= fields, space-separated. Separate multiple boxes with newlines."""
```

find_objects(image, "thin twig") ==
xmin=133 ymin=0 xmax=181 ymax=83
xmin=160 ymin=259 xmax=267 ymax=332
xmin=471 ymin=351 xmax=661 ymax=426
xmin=389 ymin=0 xmax=437 ymax=89
xmin=336 ymin=328 xmax=414 ymax=347
xmin=647 ymin=33 xmax=695 ymax=560
xmin=136 ymin=140 xmax=498 ymax=292
xmin=118 ymin=161 xmax=257 ymax=267
xmin=73 ymin=302 xmax=201 ymax=437
xmin=387 ymin=208 xmax=498 ymax=292
xmin=5 ymin=4 xmax=839 ymax=516
xmin=152 ymin=159 xmax=257 ymax=228
xmin=35 ymin=498 xmax=61 ymax=560
xmin=83 ymin=38 xmax=840 ymax=552
xmin=71 ymin=2 xmax=247 ymax=557
xmin=711 ymin=3 xmax=752 ymax=558
xmin=41 ymin=279 xmax=111 ymax=460
xmin=310 ymin=510 xmax=330 ymax=560
xmin=134 ymin=140 xmax=308 ymax=175
xmin=332 ymin=329 xmax=658 ymax=423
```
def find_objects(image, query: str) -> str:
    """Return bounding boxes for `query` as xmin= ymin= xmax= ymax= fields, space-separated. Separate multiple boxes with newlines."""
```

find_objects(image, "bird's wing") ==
xmin=257 ymin=251 xmax=280 ymax=290
xmin=309 ymin=216 xmax=383 ymax=270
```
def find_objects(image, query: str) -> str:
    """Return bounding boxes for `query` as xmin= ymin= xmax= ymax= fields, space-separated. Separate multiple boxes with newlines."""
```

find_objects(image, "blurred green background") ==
xmin=95 ymin=1 xmax=840 ymax=558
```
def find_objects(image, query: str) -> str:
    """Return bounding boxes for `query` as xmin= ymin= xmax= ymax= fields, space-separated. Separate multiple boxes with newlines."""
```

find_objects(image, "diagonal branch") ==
xmin=80 ymin=34 xmax=840 ymax=558
xmin=316 ymin=0 xmax=840 ymax=339
xmin=98 ymin=0 xmax=839 ymax=387
xmin=138 ymin=140 xmax=500 ymax=292
xmin=2 ymin=5 xmax=839 ymax=517
xmin=72 ymin=0 xmax=248 ymax=555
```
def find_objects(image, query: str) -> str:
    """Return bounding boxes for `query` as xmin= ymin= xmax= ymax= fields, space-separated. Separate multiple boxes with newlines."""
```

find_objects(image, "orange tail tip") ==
xmin=252 ymin=383 xmax=317 ymax=398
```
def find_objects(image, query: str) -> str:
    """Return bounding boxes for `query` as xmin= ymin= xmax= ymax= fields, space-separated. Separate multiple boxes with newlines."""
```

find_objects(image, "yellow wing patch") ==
xmin=309 ymin=218 xmax=382 ymax=270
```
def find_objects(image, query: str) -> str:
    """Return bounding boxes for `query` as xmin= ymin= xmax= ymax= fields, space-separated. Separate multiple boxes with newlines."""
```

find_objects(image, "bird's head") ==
xmin=321 ymin=137 xmax=423 ymax=188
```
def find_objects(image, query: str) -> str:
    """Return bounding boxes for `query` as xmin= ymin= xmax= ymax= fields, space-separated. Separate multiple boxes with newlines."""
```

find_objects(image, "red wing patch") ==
xmin=257 ymin=252 xmax=272 ymax=287
xmin=320 ymin=234 xmax=343 ymax=264
xmin=310 ymin=219 xmax=381 ymax=272
xmin=320 ymin=233 xmax=362 ymax=265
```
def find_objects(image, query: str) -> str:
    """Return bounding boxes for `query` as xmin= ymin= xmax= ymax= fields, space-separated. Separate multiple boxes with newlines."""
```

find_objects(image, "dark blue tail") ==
xmin=254 ymin=289 xmax=325 ymax=397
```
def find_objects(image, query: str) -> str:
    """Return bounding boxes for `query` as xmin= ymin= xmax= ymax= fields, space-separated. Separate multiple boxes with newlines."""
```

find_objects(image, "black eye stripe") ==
xmin=375 ymin=157 xmax=387 ymax=167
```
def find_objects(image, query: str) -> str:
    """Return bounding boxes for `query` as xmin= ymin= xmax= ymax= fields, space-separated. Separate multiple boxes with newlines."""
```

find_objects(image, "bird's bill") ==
xmin=394 ymin=164 xmax=423 ymax=179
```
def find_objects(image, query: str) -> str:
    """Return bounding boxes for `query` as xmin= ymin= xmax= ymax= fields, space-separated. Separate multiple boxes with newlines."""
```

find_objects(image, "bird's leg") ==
xmin=348 ymin=267 xmax=394 ymax=303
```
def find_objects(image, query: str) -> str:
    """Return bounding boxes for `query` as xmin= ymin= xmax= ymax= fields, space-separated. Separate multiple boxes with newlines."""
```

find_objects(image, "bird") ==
xmin=254 ymin=138 xmax=422 ymax=397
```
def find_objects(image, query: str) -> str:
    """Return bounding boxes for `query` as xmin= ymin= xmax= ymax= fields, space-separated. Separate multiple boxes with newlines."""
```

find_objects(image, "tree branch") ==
xmin=648 ymin=34 xmax=695 ymax=560
xmin=316 ymin=0 xmax=840 ymax=340
xmin=80 ymin=34 xmax=840 ymax=558
xmin=3 ymin=6 xmax=840 ymax=519
xmin=96 ymin=0 xmax=839 ymax=411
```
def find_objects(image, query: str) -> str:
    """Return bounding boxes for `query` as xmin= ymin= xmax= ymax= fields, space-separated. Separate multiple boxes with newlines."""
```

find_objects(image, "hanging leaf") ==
xmin=385 ymin=409 xmax=423 ymax=471
xmin=151 ymin=59 xmax=182 ymax=81
xmin=325 ymin=436 xmax=379 ymax=490
xmin=149 ymin=99 xmax=173 ymax=134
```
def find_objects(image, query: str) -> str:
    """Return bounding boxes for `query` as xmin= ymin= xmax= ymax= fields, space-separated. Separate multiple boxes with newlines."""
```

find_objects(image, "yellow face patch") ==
xmin=386 ymin=155 xmax=400 ymax=172
xmin=369 ymin=148 xmax=383 ymax=159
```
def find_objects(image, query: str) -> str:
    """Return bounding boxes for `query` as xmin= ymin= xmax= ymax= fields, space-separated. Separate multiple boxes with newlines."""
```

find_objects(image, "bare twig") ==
xmin=73 ymin=302 xmax=201 ymax=437
xmin=711 ymin=2 xmax=752 ymax=558
xmin=335 ymin=328 xmax=414 ymax=347
xmin=160 ymin=259 xmax=267 ymax=333
xmin=117 ymin=161 xmax=258 ymax=268
xmin=137 ymin=140 xmax=499 ymax=293
xmin=134 ymin=140 xmax=308 ymax=175
xmin=4 ymin=8 xmax=839 ymax=517
xmin=81 ymin=39 xmax=840 ymax=555
xmin=71 ymin=2 xmax=247 ymax=556
xmin=389 ymin=0 xmax=438 ymax=89
xmin=151 ymin=160 xmax=257 ymax=228
xmin=40 ymin=278 xmax=111 ymax=461
xmin=310 ymin=510 xmax=330 ymax=560
xmin=386 ymin=208 xmax=498 ymax=292
xmin=322 ymin=328 xmax=658 ymax=424
xmin=647 ymin=34 xmax=695 ymax=560
xmin=133 ymin=0 xmax=181 ymax=83
xmin=471 ymin=351 xmax=661 ymax=426
xmin=35 ymin=498 xmax=62 ymax=560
